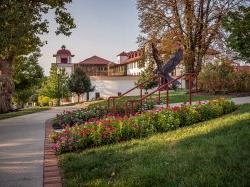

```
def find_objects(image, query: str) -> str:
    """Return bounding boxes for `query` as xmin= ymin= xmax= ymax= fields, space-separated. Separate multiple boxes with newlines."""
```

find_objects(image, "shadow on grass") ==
xmin=60 ymin=107 xmax=250 ymax=187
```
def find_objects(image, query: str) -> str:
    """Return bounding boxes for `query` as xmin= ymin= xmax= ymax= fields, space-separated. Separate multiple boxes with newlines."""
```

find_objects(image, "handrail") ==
xmin=107 ymin=74 xmax=161 ymax=113
xmin=125 ymin=73 xmax=197 ymax=115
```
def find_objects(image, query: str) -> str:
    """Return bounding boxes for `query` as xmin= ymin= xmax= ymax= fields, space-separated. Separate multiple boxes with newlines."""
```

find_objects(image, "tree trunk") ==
xmin=184 ymin=50 xmax=195 ymax=89
xmin=0 ymin=61 xmax=15 ymax=113
xmin=86 ymin=92 xmax=89 ymax=101
xmin=77 ymin=94 xmax=80 ymax=103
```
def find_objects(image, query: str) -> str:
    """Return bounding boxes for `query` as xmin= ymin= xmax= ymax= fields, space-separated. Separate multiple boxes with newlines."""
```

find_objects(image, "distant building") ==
xmin=75 ymin=55 xmax=112 ymax=76
xmin=53 ymin=45 xmax=74 ymax=75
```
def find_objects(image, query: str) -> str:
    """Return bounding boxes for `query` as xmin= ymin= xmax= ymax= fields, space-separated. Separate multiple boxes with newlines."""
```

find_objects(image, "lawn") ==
xmin=0 ymin=107 xmax=50 ymax=120
xmin=88 ymin=90 xmax=230 ymax=108
xmin=59 ymin=104 xmax=250 ymax=186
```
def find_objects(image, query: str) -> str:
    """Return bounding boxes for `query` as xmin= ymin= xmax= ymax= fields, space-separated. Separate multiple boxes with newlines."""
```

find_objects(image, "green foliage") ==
xmin=223 ymin=6 xmax=250 ymax=62
xmin=0 ymin=0 xmax=76 ymax=60
xmin=198 ymin=61 xmax=250 ymax=93
xmin=50 ymin=99 xmax=236 ymax=154
xmin=67 ymin=68 xmax=94 ymax=102
xmin=13 ymin=52 xmax=44 ymax=106
xmin=136 ymin=62 xmax=158 ymax=91
xmin=38 ymin=96 xmax=50 ymax=106
xmin=40 ymin=65 xmax=70 ymax=102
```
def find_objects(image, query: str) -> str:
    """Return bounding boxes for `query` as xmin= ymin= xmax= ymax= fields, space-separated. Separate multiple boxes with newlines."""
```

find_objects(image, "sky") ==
xmin=39 ymin=0 xmax=140 ymax=75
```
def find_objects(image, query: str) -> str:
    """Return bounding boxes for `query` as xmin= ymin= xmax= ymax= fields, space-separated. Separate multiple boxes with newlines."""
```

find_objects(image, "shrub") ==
xmin=50 ymin=99 xmax=237 ymax=154
xmin=38 ymin=95 xmax=50 ymax=106
xmin=198 ymin=61 xmax=250 ymax=93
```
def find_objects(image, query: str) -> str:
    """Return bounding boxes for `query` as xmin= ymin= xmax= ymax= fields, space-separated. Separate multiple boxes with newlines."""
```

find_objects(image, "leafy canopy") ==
xmin=13 ymin=52 xmax=44 ymax=105
xmin=223 ymin=6 xmax=250 ymax=62
xmin=0 ymin=0 xmax=76 ymax=60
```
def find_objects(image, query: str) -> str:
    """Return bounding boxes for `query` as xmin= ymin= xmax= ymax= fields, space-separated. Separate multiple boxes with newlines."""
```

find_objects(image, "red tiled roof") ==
xmin=117 ymin=52 xmax=128 ymax=56
xmin=78 ymin=56 xmax=113 ymax=65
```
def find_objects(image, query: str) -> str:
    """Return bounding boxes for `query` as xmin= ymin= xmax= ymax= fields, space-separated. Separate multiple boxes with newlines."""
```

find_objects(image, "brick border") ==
xmin=43 ymin=119 xmax=62 ymax=187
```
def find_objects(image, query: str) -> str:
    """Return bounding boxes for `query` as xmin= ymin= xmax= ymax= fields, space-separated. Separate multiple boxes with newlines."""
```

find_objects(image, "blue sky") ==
xmin=39 ymin=0 xmax=140 ymax=75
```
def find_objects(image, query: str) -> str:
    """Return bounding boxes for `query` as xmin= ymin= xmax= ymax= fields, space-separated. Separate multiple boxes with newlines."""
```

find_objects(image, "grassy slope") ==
xmin=60 ymin=104 xmax=249 ymax=187
xmin=0 ymin=107 xmax=50 ymax=120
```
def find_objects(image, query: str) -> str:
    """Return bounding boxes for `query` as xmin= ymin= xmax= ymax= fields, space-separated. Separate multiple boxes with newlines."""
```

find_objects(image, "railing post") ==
xmin=166 ymin=80 xmax=169 ymax=108
xmin=112 ymin=98 xmax=116 ymax=114
xmin=158 ymin=76 xmax=161 ymax=104
xmin=125 ymin=102 xmax=128 ymax=116
xmin=140 ymin=89 xmax=143 ymax=110
xmin=107 ymin=98 xmax=110 ymax=112
xmin=195 ymin=74 xmax=198 ymax=93
xmin=131 ymin=101 xmax=134 ymax=114
xmin=189 ymin=74 xmax=192 ymax=105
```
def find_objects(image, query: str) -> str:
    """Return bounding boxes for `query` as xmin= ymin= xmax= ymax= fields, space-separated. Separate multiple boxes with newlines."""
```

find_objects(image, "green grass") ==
xmin=88 ymin=90 xmax=230 ymax=108
xmin=59 ymin=104 xmax=250 ymax=186
xmin=0 ymin=107 xmax=50 ymax=120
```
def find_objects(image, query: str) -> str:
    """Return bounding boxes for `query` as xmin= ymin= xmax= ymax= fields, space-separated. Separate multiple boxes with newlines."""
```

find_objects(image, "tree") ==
xmin=223 ymin=6 xmax=250 ymax=62
xmin=13 ymin=52 xmax=44 ymax=107
xmin=40 ymin=65 xmax=70 ymax=106
xmin=137 ymin=0 xmax=244 ymax=74
xmin=67 ymin=68 xmax=95 ymax=103
xmin=0 ymin=0 xmax=75 ymax=112
xmin=136 ymin=60 xmax=158 ymax=92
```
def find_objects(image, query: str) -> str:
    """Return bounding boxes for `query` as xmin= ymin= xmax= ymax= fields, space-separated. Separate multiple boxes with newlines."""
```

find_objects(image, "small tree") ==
xmin=67 ymin=68 xmax=95 ymax=103
xmin=40 ymin=65 xmax=70 ymax=106
xmin=136 ymin=61 xmax=158 ymax=92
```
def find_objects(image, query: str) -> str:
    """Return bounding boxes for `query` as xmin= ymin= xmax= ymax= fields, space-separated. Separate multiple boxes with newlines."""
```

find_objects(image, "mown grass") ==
xmin=88 ymin=90 xmax=230 ymax=108
xmin=59 ymin=104 xmax=250 ymax=187
xmin=0 ymin=107 xmax=50 ymax=120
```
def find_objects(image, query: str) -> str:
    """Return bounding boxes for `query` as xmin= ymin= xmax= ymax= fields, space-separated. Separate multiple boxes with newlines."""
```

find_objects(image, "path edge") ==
xmin=43 ymin=119 xmax=62 ymax=187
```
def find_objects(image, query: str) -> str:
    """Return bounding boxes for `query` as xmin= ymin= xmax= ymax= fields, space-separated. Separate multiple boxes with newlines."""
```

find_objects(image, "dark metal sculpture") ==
xmin=151 ymin=43 xmax=183 ymax=86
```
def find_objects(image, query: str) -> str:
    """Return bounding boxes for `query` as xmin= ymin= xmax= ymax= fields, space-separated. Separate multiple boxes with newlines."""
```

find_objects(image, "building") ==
xmin=75 ymin=55 xmax=113 ymax=76
xmin=53 ymin=45 xmax=74 ymax=75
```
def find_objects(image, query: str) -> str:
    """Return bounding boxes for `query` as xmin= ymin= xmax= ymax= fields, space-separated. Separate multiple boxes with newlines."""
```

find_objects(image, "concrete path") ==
xmin=155 ymin=96 xmax=250 ymax=108
xmin=0 ymin=106 xmax=79 ymax=187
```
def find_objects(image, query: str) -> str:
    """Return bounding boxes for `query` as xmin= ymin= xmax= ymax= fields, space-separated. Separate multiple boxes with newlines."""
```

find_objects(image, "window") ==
xmin=61 ymin=58 xmax=68 ymax=64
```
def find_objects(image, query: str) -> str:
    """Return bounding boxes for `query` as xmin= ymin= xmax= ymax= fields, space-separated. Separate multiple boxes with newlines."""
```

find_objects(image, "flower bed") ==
xmin=53 ymin=100 xmax=155 ymax=129
xmin=50 ymin=99 xmax=237 ymax=154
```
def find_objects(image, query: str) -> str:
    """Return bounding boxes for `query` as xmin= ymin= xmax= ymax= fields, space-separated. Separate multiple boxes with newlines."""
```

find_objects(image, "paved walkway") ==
xmin=155 ymin=96 xmax=250 ymax=108
xmin=0 ymin=106 xmax=79 ymax=187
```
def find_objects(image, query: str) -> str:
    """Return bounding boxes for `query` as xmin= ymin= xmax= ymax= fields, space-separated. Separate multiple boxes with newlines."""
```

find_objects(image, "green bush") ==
xmin=198 ymin=61 xmax=250 ymax=93
xmin=50 ymin=99 xmax=237 ymax=154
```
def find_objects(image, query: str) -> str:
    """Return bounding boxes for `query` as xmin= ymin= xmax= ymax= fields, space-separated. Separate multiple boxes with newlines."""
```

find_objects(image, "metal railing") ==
xmin=107 ymin=73 xmax=198 ymax=115
xmin=124 ymin=73 xmax=197 ymax=115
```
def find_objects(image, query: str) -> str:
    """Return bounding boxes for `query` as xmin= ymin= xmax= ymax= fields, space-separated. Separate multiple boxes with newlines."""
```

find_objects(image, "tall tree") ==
xmin=137 ymin=0 xmax=245 ymax=74
xmin=13 ymin=52 xmax=44 ymax=107
xmin=223 ymin=6 xmax=250 ymax=62
xmin=40 ymin=65 xmax=70 ymax=106
xmin=0 ymin=0 xmax=75 ymax=112
xmin=67 ymin=68 xmax=95 ymax=103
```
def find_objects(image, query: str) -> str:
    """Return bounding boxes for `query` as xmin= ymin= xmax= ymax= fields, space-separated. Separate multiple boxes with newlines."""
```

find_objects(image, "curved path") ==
xmin=0 ymin=107 xmax=79 ymax=187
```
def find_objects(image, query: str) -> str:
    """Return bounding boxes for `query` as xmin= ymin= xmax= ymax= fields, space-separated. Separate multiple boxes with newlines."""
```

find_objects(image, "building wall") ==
xmin=126 ymin=61 xmax=145 ymax=76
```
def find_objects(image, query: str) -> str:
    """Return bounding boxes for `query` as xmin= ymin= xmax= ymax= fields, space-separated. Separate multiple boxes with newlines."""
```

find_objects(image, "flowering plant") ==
xmin=50 ymin=99 xmax=237 ymax=154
